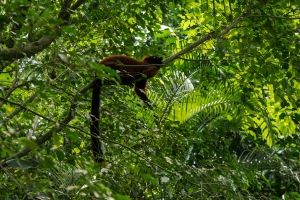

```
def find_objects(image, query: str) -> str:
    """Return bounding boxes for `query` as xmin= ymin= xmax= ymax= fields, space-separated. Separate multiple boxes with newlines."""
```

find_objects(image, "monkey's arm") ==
xmin=134 ymin=79 xmax=150 ymax=104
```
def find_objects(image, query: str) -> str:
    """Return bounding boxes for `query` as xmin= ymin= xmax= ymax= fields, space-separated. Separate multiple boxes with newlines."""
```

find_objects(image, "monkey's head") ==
xmin=143 ymin=56 xmax=163 ymax=65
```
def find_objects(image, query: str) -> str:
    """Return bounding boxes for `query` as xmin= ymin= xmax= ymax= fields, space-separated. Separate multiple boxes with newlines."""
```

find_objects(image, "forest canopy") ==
xmin=0 ymin=0 xmax=300 ymax=199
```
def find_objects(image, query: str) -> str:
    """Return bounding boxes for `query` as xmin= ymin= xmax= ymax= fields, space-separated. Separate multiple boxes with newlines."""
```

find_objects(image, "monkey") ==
xmin=90 ymin=55 xmax=163 ymax=162
xmin=99 ymin=55 xmax=163 ymax=104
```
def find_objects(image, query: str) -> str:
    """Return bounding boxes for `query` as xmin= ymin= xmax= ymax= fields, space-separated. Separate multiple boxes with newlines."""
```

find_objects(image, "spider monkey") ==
xmin=90 ymin=55 xmax=163 ymax=162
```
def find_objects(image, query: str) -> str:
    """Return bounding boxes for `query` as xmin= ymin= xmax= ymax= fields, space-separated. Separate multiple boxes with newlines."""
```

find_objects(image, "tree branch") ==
xmin=0 ymin=81 xmax=93 ymax=168
xmin=0 ymin=35 xmax=56 ymax=62
xmin=163 ymin=0 xmax=269 ymax=65
xmin=0 ymin=0 xmax=87 ymax=71
xmin=0 ymin=95 xmax=90 ymax=133
xmin=0 ymin=93 xmax=39 ymax=125
xmin=246 ymin=15 xmax=300 ymax=19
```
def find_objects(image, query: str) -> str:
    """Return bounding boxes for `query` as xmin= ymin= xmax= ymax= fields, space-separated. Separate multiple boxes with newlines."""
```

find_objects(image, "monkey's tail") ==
xmin=90 ymin=78 xmax=105 ymax=163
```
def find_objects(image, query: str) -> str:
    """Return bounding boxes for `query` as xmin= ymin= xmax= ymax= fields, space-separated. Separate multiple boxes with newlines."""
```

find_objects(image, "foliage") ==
xmin=1 ymin=0 xmax=300 ymax=199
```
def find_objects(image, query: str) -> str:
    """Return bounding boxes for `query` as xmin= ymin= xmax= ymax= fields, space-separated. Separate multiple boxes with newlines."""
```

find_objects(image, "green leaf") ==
xmin=6 ymin=159 xmax=33 ymax=169
xmin=156 ymin=29 xmax=171 ymax=38
xmin=62 ymin=26 xmax=77 ymax=34
xmin=39 ymin=156 xmax=55 ymax=168
xmin=141 ymin=173 xmax=158 ymax=184
xmin=19 ymin=137 xmax=39 ymax=150
xmin=52 ymin=131 xmax=60 ymax=146
xmin=182 ymin=20 xmax=190 ymax=30
xmin=114 ymin=194 xmax=132 ymax=200
xmin=128 ymin=18 xmax=136 ymax=25
xmin=55 ymin=149 xmax=65 ymax=161
xmin=58 ymin=53 xmax=69 ymax=63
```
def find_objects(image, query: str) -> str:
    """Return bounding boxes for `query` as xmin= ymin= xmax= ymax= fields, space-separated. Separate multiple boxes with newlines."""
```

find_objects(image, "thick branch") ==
xmin=0 ymin=35 xmax=55 ymax=61
xmin=0 ymin=0 xmax=87 ymax=70
xmin=163 ymin=0 xmax=268 ymax=65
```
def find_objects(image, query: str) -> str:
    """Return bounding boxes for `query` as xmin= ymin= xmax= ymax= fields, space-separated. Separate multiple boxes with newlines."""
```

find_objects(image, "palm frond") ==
xmin=239 ymin=147 xmax=281 ymax=170
xmin=168 ymin=83 xmax=240 ymax=123
xmin=239 ymin=147 xmax=300 ymax=185
xmin=151 ymin=52 xmax=239 ymax=123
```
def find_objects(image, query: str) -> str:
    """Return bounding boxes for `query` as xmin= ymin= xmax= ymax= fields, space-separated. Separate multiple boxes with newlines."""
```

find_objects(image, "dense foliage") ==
xmin=1 ymin=0 xmax=300 ymax=199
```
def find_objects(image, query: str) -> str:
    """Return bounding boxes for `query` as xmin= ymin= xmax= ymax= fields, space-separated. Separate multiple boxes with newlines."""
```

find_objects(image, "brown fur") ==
xmin=90 ymin=55 xmax=162 ymax=162
xmin=99 ymin=55 xmax=163 ymax=104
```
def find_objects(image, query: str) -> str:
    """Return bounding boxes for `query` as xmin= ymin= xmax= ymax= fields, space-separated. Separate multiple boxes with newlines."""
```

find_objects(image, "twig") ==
xmin=0 ymin=81 xmax=93 ymax=168
xmin=163 ymin=0 xmax=269 ymax=65
xmin=246 ymin=15 xmax=300 ymax=19
xmin=0 ymin=93 xmax=39 ymax=125
xmin=0 ymin=96 xmax=89 ymax=133
xmin=0 ymin=0 xmax=87 ymax=70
